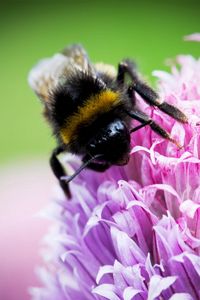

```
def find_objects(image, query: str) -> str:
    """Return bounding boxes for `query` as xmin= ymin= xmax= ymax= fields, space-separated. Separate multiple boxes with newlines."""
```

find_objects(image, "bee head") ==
xmin=87 ymin=119 xmax=130 ymax=166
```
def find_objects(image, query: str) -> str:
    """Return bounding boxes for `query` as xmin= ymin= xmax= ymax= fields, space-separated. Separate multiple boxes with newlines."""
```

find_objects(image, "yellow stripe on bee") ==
xmin=60 ymin=90 xmax=120 ymax=144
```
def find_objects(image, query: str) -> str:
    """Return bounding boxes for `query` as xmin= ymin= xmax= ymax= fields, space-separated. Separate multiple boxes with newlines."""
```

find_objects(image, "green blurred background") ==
xmin=1 ymin=0 xmax=200 ymax=165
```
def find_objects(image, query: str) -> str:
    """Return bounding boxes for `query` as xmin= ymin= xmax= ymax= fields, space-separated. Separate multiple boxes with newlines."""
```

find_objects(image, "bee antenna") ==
xmin=61 ymin=154 xmax=103 ymax=184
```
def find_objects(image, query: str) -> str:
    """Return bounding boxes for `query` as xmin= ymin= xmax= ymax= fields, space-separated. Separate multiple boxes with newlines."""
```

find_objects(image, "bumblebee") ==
xmin=29 ymin=44 xmax=188 ymax=198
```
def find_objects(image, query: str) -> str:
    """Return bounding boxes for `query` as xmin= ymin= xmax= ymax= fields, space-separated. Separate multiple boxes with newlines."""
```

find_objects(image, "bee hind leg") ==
xmin=117 ymin=59 xmax=188 ymax=124
xmin=50 ymin=147 xmax=71 ymax=199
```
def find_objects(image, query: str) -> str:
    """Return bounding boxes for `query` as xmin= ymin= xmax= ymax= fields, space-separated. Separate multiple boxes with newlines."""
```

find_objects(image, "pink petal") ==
xmin=169 ymin=293 xmax=193 ymax=300
xmin=184 ymin=33 xmax=200 ymax=42
xmin=123 ymin=287 xmax=144 ymax=300
xmin=111 ymin=227 xmax=145 ymax=266
xmin=180 ymin=200 xmax=200 ymax=218
xmin=96 ymin=265 xmax=114 ymax=284
xmin=92 ymin=284 xmax=121 ymax=300
xmin=147 ymin=275 xmax=177 ymax=300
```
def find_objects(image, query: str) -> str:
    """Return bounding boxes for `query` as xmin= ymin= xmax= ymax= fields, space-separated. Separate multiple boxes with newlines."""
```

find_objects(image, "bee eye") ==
xmin=87 ymin=142 xmax=99 ymax=156
xmin=89 ymin=143 xmax=96 ymax=149
xmin=88 ymin=143 xmax=96 ymax=151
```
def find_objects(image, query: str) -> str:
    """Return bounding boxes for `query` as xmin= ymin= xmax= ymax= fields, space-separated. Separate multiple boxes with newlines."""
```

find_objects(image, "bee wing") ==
xmin=28 ymin=52 xmax=78 ymax=103
xmin=62 ymin=44 xmax=96 ymax=76
xmin=28 ymin=45 xmax=97 ymax=104
xmin=94 ymin=62 xmax=117 ymax=79
xmin=63 ymin=45 xmax=118 ymax=78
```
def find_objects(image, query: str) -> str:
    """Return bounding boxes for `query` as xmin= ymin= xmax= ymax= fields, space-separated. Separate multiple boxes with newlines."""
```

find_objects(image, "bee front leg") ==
xmin=50 ymin=147 xmax=71 ymax=199
xmin=117 ymin=59 xmax=137 ymax=85
xmin=127 ymin=109 xmax=181 ymax=147
xmin=117 ymin=59 xmax=187 ymax=123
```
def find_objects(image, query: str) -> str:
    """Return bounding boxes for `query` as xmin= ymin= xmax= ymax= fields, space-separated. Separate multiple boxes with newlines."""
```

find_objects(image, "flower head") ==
xmin=31 ymin=35 xmax=200 ymax=300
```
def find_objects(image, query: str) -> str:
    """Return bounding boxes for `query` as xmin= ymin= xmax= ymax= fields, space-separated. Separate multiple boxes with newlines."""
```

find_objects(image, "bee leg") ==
xmin=117 ymin=59 xmax=188 ymax=123
xmin=127 ymin=109 xmax=182 ymax=148
xmin=50 ymin=147 xmax=71 ymax=198
xmin=82 ymin=155 xmax=110 ymax=172
xmin=117 ymin=59 xmax=137 ymax=84
xmin=130 ymin=120 xmax=152 ymax=133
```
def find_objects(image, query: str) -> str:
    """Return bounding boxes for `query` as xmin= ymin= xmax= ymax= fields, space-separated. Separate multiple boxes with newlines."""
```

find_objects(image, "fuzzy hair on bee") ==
xmin=28 ymin=44 xmax=188 ymax=198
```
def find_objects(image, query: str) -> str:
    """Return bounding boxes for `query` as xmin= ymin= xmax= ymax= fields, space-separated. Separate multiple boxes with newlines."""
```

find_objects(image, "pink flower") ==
xmin=0 ymin=161 xmax=53 ymax=300
xmin=30 ymin=36 xmax=200 ymax=300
